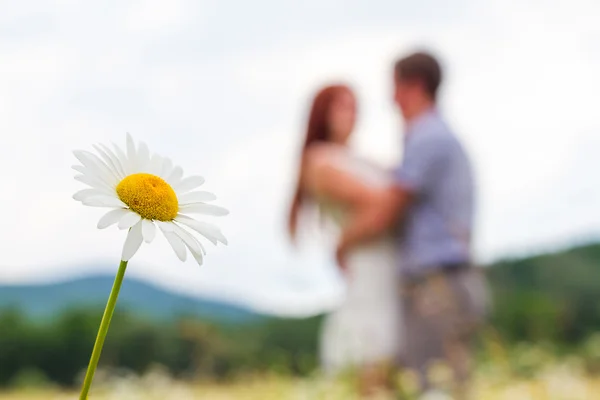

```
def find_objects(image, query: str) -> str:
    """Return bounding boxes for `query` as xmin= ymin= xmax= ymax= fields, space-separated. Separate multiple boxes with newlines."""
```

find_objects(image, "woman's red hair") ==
xmin=288 ymin=84 xmax=352 ymax=240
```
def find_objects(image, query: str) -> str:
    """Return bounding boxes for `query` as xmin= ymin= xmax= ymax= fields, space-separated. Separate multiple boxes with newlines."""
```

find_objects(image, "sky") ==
xmin=0 ymin=0 xmax=599 ymax=316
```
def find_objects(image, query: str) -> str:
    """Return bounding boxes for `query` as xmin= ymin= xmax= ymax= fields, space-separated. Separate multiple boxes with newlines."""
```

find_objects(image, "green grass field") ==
xmin=4 ymin=334 xmax=600 ymax=399
xmin=3 ymin=361 xmax=600 ymax=400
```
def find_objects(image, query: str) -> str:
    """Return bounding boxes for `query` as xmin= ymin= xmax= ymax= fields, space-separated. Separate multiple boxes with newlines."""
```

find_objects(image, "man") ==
xmin=334 ymin=51 xmax=487 ymax=398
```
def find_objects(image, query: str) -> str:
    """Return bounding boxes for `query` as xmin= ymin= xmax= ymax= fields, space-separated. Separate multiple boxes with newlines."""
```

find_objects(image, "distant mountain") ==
xmin=0 ymin=275 xmax=262 ymax=324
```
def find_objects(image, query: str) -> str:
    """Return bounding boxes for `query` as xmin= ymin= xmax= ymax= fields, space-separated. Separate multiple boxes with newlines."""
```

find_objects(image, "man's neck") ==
xmin=405 ymin=102 xmax=436 ymax=131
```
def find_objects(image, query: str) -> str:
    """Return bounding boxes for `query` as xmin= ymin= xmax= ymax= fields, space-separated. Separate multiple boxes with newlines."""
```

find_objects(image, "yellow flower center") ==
xmin=116 ymin=173 xmax=178 ymax=221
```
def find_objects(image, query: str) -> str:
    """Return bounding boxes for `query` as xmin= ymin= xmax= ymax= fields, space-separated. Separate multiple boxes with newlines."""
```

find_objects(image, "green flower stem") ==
xmin=79 ymin=260 xmax=128 ymax=400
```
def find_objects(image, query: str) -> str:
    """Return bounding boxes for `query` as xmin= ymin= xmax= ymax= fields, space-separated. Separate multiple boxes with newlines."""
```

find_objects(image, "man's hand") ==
xmin=336 ymin=185 xmax=410 ymax=255
xmin=300 ymin=146 xmax=411 ymax=270
xmin=333 ymin=185 xmax=410 ymax=278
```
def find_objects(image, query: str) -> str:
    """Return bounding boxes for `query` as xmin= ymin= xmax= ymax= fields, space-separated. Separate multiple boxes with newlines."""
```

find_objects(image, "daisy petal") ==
xmin=189 ymin=247 xmax=203 ymax=266
xmin=73 ymin=150 xmax=116 ymax=187
xmin=94 ymin=144 xmax=123 ymax=179
xmin=99 ymin=143 xmax=126 ymax=177
xmin=72 ymin=165 xmax=86 ymax=174
xmin=141 ymin=219 xmax=156 ymax=243
xmin=174 ymin=176 xmax=205 ymax=194
xmin=126 ymin=133 xmax=137 ymax=171
xmin=112 ymin=142 xmax=131 ymax=176
xmin=160 ymin=157 xmax=174 ymax=179
xmin=137 ymin=141 xmax=150 ymax=172
xmin=173 ymin=225 xmax=205 ymax=266
xmin=149 ymin=154 xmax=163 ymax=175
xmin=178 ymin=203 xmax=229 ymax=216
xmin=75 ymin=171 xmax=113 ymax=192
xmin=159 ymin=223 xmax=186 ymax=261
xmin=156 ymin=220 xmax=175 ymax=233
xmin=73 ymin=166 xmax=105 ymax=178
xmin=122 ymin=221 xmax=143 ymax=261
xmin=83 ymin=195 xmax=127 ymax=208
xmin=167 ymin=166 xmax=183 ymax=186
xmin=84 ymin=149 xmax=119 ymax=182
xmin=178 ymin=191 xmax=217 ymax=204
xmin=97 ymin=208 xmax=130 ymax=229
xmin=73 ymin=150 xmax=101 ymax=173
xmin=175 ymin=215 xmax=228 ymax=245
xmin=73 ymin=188 xmax=108 ymax=202
xmin=173 ymin=224 xmax=205 ymax=254
xmin=118 ymin=211 xmax=142 ymax=230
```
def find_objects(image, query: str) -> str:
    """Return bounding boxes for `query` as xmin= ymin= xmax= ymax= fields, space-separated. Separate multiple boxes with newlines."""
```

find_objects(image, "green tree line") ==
xmin=0 ymin=307 xmax=322 ymax=387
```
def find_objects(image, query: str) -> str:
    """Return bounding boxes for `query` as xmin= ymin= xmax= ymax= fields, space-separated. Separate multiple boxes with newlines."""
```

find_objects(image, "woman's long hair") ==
xmin=288 ymin=84 xmax=352 ymax=241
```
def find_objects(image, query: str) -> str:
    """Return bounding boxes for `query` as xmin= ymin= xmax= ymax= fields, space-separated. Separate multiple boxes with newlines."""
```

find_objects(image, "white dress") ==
xmin=318 ymin=148 xmax=403 ymax=373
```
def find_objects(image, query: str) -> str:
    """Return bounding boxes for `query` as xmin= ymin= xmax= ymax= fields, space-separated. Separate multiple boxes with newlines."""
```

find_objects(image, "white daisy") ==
xmin=72 ymin=133 xmax=228 ymax=265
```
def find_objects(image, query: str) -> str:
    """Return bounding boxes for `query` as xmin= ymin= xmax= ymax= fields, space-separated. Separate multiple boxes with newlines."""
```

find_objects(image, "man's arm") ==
xmin=301 ymin=145 xmax=413 ymax=266
xmin=309 ymin=158 xmax=411 ymax=246
xmin=336 ymin=185 xmax=411 ymax=266
xmin=331 ymin=131 xmax=447 ymax=266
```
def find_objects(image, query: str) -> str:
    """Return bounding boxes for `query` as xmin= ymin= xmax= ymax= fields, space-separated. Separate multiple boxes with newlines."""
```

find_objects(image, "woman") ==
xmin=288 ymin=84 xmax=402 ymax=396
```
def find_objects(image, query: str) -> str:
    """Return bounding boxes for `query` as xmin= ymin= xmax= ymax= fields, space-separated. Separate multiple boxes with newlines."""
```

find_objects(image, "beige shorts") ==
xmin=398 ymin=266 xmax=490 ymax=380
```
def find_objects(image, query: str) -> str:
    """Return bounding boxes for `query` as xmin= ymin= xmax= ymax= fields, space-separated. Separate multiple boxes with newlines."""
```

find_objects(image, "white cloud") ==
xmin=122 ymin=0 xmax=193 ymax=34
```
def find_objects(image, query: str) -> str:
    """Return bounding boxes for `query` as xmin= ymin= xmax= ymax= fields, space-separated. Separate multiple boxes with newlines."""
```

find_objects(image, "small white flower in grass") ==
xmin=72 ymin=133 xmax=228 ymax=265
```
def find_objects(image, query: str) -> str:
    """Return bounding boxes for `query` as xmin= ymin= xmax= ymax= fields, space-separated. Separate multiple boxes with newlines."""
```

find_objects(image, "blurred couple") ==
xmin=288 ymin=52 xmax=489 ymax=399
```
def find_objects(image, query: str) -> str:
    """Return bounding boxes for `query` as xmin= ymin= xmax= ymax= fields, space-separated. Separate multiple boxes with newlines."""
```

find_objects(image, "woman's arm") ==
xmin=301 ymin=144 xmax=372 ymax=207
xmin=302 ymin=145 xmax=411 ymax=265
xmin=335 ymin=185 xmax=410 ymax=265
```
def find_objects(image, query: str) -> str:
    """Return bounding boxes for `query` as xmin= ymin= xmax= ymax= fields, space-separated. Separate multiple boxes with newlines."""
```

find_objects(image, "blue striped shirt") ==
xmin=394 ymin=109 xmax=475 ymax=276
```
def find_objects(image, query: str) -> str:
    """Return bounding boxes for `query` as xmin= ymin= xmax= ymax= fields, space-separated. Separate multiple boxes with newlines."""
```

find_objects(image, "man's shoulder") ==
xmin=408 ymin=123 xmax=455 ymax=153
xmin=407 ymin=121 xmax=471 ymax=172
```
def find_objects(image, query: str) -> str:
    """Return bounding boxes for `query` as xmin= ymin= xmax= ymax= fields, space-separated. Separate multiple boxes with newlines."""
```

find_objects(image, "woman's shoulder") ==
xmin=303 ymin=144 xmax=394 ymax=189
xmin=342 ymin=153 xmax=396 ymax=187
xmin=303 ymin=143 xmax=354 ymax=174
xmin=308 ymin=144 xmax=393 ymax=177
xmin=304 ymin=142 xmax=349 ymax=162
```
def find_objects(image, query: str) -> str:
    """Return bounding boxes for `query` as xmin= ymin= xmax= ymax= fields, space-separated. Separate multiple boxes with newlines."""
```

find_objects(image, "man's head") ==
xmin=393 ymin=51 xmax=442 ymax=121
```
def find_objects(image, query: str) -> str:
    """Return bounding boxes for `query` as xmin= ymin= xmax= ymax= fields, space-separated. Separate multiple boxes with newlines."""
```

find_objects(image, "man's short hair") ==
xmin=394 ymin=51 xmax=442 ymax=100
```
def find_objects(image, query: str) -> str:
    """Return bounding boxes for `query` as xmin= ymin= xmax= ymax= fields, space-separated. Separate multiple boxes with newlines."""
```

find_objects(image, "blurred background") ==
xmin=0 ymin=0 xmax=599 ymax=398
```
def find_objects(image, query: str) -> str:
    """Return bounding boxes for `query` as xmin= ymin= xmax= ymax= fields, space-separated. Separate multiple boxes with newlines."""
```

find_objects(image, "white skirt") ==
xmin=319 ymin=237 xmax=403 ymax=373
